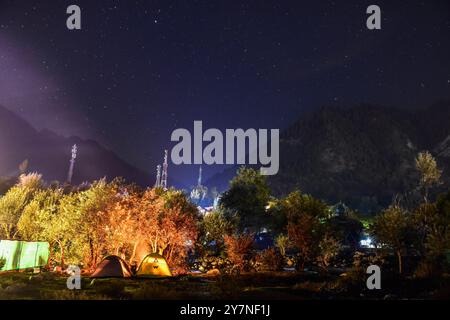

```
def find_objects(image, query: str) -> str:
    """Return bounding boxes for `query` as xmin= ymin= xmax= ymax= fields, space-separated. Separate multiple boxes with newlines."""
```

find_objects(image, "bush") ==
xmin=193 ymin=255 xmax=232 ymax=272
xmin=255 ymin=248 xmax=284 ymax=272
xmin=317 ymin=235 xmax=342 ymax=268
xmin=224 ymin=233 xmax=254 ymax=272
xmin=275 ymin=234 xmax=290 ymax=257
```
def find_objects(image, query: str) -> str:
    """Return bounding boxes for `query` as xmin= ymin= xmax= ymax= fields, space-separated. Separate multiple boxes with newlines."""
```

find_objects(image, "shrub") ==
xmin=317 ymin=235 xmax=342 ymax=268
xmin=255 ymin=248 xmax=284 ymax=272
xmin=275 ymin=234 xmax=290 ymax=257
xmin=224 ymin=233 xmax=254 ymax=272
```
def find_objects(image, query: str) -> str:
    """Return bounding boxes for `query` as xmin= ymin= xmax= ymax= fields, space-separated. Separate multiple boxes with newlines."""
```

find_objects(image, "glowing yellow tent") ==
xmin=136 ymin=253 xmax=172 ymax=277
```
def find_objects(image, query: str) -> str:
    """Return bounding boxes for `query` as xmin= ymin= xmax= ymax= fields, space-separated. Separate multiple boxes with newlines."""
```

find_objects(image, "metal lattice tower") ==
xmin=155 ymin=164 xmax=161 ymax=187
xmin=161 ymin=150 xmax=168 ymax=190
xmin=67 ymin=144 xmax=78 ymax=184
xmin=197 ymin=166 xmax=203 ymax=186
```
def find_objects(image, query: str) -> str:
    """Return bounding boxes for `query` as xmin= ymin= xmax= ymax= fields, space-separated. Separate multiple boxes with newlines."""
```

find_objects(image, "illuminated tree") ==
xmin=283 ymin=191 xmax=328 ymax=269
xmin=318 ymin=234 xmax=342 ymax=268
xmin=72 ymin=179 xmax=120 ymax=268
xmin=224 ymin=233 xmax=254 ymax=272
xmin=138 ymin=189 xmax=199 ymax=269
xmin=18 ymin=188 xmax=63 ymax=241
xmin=104 ymin=189 xmax=152 ymax=263
xmin=415 ymin=151 xmax=442 ymax=203
xmin=275 ymin=234 xmax=290 ymax=257
xmin=199 ymin=210 xmax=235 ymax=254
xmin=105 ymin=188 xmax=199 ymax=271
xmin=371 ymin=205 xmax=414 ymax=274
xmin=17 ymin=172 xmax=44 ymax=190
xmin=0 ymin=173 xmax=42 ymax=239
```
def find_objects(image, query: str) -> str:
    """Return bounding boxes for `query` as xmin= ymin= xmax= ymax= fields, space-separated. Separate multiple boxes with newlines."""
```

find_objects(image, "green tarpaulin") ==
xmin=0 ymin=240 xmax=49 ymax=271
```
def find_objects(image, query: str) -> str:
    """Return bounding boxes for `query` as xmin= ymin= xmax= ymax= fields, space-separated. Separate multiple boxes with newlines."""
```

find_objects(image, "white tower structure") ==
xmin=190 ymin=165 xmax=208 ymax=203
xmin=67 ymin=144 xmax=77 ymax=184
xmin=161 ymin=150 xmax=168 ymax=190
xmin=155 ymin=164 xmax=161 ymax=187
xmin=197 ymin=165 xmax=203 ymax=187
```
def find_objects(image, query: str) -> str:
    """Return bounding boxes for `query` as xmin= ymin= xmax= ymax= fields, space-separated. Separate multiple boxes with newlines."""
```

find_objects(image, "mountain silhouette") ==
xmin=205 ymin=101 xmax=450 ymax=212
xmin=0 ymin=105 xmax=150 ymax=186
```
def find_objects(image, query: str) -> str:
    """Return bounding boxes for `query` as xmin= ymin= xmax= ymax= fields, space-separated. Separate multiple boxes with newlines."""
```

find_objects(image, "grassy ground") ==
xmin=0 ymin=270 xmax=448 ymax=300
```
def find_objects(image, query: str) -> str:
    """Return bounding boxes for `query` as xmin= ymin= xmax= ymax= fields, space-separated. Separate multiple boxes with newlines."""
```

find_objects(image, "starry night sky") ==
xmin=0 ymin=0 xmax=449 ymax=182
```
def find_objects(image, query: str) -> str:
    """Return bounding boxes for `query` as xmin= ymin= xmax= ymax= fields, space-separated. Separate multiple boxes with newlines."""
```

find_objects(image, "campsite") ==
xmin=1 ymin=247 xmax=448 ymax=300
xmin=0 ymin=168 xmax=449 ymax=300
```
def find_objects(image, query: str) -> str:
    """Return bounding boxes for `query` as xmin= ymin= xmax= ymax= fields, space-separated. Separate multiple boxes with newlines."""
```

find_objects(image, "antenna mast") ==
xmin=155 ymin=164 xmax=161 ymax=187
xmin=161 ymin=150 xmax=168 ymax=190
xmin=67 ymin=144 xmax=77 ymax=184
xmin=197 ymin=166 xmax=202 ymax=186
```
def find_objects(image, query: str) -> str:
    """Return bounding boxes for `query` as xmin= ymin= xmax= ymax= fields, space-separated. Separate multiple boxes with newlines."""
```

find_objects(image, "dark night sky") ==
xmin=0 ymin=0 xmax=449 ymax=183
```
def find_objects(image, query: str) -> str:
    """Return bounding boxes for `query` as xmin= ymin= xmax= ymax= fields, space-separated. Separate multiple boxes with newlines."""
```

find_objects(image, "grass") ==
xmin=0 ymin=270 xmax=448 ymax=300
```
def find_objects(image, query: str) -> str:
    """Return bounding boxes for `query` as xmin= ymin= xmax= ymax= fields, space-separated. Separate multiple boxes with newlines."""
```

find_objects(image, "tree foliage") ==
xmin=219 ymin=167 xmax=271 ymax=232
xmin=415 ymin=151 xmax=442 ymax=202
xmin=282 ymin=191 xmax=328 ymax=269
xmin=0 ymin=173 xmax=43 ymax=239
xmin=199 ymin=210 xmax=235 ymax=254
xmin=371 ymin=205 xmax=414 ymax=274
xmin=224 ymin=233 xmax=254 ymax=272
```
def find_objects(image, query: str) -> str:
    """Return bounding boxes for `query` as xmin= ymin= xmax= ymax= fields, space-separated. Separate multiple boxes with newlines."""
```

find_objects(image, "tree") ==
xmin=110 ymin=188 xmax=199 ymax=271
xmin=281 ymin=191 xmax=328 ymax=269
xmin=415 ymin=151 xmax=442 ymax=203
xmin=219 ymin=167 xmax=271 ymax=232
xmin=0 ymin=173 xmax=43 ymax=239
xmin=17 ymin=188 xmax=63 ymax=241
xmin=275 ymin=234 xmax=290 ymax=257
xmin=17 ymin=187 xmax=74 ymax=268
xmin=199 ymin=210 xmax=235 ymax=254
xmin=45 ymin=192 xmax=82 ymax=268
xmin=318 ymin=235 xmax=342 ymax=268
xmin=72 ymin=179 xmax=120 ymax=268
xmin=103 ymin=188 xmax=141 ymax=263
xmin=371 ymin=205 xmax=414 ymax=274
xmin=413 ymin=191 xmax=450 ymax=273
xmin=17 ymin=172 xmax=44 ymax=190
xmin=224 ymin=233 xmax=254 ymax=272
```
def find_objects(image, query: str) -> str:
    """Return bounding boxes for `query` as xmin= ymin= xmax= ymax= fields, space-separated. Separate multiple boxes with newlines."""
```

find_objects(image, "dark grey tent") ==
xmin=91 ymin=255 xmax=133 ymax=278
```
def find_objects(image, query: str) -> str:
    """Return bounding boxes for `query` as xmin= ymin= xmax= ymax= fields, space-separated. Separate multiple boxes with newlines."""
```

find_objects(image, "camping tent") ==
xmin=91 ymin=255 xmax=133 ymax=278
xmin=136 ymin=253 xmax=172 ymax=277
xmin=0 ymin=240 xmax=49 ymax=271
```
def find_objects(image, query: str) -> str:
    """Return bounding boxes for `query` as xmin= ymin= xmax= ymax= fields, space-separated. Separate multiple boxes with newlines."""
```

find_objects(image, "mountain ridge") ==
xmin=0 ymin=105 xmax=151 ymax=186
xmin=205 ymin=101 xmax=450 ymax=212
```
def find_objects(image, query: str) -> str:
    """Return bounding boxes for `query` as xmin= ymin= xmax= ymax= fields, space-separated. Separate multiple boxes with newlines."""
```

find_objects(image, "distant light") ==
xmin=360 ymin=237 xmax=375 ymax=248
